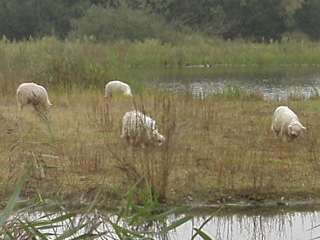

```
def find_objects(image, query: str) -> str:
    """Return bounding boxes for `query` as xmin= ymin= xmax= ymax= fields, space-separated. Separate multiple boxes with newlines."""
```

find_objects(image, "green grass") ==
xmin=1 ymin=36 xmax=320 ymax=96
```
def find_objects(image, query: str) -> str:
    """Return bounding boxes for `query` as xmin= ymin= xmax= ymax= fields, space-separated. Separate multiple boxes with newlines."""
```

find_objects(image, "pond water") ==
xmin=130 ymin=66 xmax=320 ymax=100
xmin=10 ymin=206 xmax=320 ymax=240
xmin=170 ymin=206 xmax=320 ymax=240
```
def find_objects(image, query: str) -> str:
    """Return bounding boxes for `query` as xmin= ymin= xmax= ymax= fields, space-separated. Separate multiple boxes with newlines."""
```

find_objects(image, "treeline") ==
xmin=0 ymin=0 xmax=319 ymax=42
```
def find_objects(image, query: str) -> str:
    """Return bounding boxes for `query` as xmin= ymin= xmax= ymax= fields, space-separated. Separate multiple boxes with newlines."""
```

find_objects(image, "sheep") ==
xmin=271 ymin=106 xmax=306 ymax=141
xmin=16 ymin=82 xmax=52 ymax=116
xmin=121 ymin=110 xmax=165 ymax=146
xmin=105 ymin=80 xmax=133 ymax=98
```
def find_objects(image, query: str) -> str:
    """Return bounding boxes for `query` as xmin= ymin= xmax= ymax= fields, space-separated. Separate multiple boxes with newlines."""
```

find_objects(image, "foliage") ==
xmin=295 ymin=0 xmax=320 ymax=40
xmin=0 ymin=0 xmax=88 ymax=40
xmin=68 ymin=5 xmax=178 ymax=43
xmin=0 ymin=170 xmax=202 ymax=239
xmin=1 ymin=37 xmax=320 ymax=95
xmin=0 ymin=0 xmax=319 ymax=42
xmin=159 ymin=0 xmax=306 ymax=41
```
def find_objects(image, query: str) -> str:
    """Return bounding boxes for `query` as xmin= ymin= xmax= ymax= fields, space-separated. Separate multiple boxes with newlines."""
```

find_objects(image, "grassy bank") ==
xmin=1 ymin=37 xmax=320 ymax=95
xmin=1 ymin=38 xmax=320 ymax=207
xmin=1 ymin=86 xmax=320 ymax=207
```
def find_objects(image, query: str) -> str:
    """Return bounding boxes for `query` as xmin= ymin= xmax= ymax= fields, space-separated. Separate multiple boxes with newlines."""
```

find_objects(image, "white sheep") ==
xmin=121 ymin=110 xmax=165 ymax=146
xmin=271 ymin=106 xmax=306 ymax=140
xmin=105 ymin=80 xmax=133 ymax=98
xmin=16 ymin=82 xmax=52 ymax=116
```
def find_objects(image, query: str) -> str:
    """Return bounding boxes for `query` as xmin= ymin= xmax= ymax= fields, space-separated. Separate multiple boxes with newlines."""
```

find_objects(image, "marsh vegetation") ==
xmin=1 ymin=38 xmax=320 ymax=206
xmin=1 ymin=0 xmax=320 ymax=237
xmin=1 ymin=37 xmax=320 ymax=239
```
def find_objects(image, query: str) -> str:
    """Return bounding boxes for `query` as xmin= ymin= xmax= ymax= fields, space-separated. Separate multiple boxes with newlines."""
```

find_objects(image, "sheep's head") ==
xmin=152 ymin=130 xmax=165 ymax=146
xmin=288 ymin=122 xmax=306 ymax=138
xmin=124 ymin=87 xmax=133 ymax=97
xmin=124 ymin=92 xmax=133 ymax=97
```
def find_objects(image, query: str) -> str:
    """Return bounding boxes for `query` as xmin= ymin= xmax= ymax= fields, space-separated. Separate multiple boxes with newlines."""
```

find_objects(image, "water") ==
xmin=130 ymin=66 xmax=320 ymax=100
xmin=7 ymin=206 xmax=320 ymax=240
xmin=171 ymin=207 xmax=320 ymax=240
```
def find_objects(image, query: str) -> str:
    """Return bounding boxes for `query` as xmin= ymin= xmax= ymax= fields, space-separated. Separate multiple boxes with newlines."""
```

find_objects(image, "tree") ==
xmin=0 ymin=0 xmax=88 ymax=40
xmin=164 ymin=0 xmax=305 ymax=41
xmin=0 ymin=0 xmax=38 ymax=40
xmin=0 ymin=0 xmax=317 ymax=42
xmin=68 ymin=5 xmax=177 ymax=42
xmin=295 ymin=0 xmax=320 ymax=40
xmin=229 ymin=0 xmax=288 ymax=41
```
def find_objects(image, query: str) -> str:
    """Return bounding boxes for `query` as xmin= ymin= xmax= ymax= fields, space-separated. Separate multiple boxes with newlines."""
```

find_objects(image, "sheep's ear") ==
xmin=302 ymin=126 xmax=307 ymax=130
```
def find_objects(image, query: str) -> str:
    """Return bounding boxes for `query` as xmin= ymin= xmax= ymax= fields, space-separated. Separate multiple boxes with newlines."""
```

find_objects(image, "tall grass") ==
xmin=0 ymin=167 xmax=203 ymax=239
xmin=0 ymin=113 xmax=214 ymax=239
xmin=1 ymin=36 xmax=320 ymax=95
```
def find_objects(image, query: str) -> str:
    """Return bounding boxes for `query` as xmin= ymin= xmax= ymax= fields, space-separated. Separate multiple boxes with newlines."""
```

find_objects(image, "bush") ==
xmin=68 ymin=5 xmax=179 ymax=43
xmin=294 ymin=0 xmax=320 ymax=40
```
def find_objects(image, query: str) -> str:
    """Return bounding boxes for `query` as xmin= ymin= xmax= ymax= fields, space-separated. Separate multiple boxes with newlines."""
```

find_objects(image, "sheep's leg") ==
xmin=33 ymin=103 xmax=47 ymax=119
xmin=15 ymin=103 xmax=22 ymax=123
xmin=17 ymin=102 xmax=23 ymax=112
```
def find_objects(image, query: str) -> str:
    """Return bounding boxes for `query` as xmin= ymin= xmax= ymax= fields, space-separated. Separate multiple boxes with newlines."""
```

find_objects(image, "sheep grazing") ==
xmin=271 ymin=106 xmax=306 ymax=141
xmin=16 ymin=82 xmax=52 ymax=116
xmin=105 ymin=80 xmax=133 ymax=98
xmin=121 ymin=110 xmax=165 ymax=146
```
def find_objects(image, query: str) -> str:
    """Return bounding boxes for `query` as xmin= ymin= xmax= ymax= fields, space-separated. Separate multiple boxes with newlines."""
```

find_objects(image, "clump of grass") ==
xmin=215 ymin=83 xmax=264 ymax=100
xmin=0 ymin=169 xmax=198 ymax=240
xmin=106 ymin=93 xmax=177 ymax=204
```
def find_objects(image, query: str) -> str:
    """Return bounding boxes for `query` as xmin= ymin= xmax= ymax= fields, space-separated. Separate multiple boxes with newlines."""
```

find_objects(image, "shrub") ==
xmin=68 ymin=5 xmax=179 ymax=43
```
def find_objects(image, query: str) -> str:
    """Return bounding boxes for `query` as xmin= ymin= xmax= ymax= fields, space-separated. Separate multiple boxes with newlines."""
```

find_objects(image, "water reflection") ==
xmin=156 ymin=76 xmax=320 ymax=100
xmin=5 ymin=207 xmax=320 ymax=240
xmin=171 ymin=208 xmax=320 ymax=240
xmin=130 ymin=66 xmax=320 ymax=100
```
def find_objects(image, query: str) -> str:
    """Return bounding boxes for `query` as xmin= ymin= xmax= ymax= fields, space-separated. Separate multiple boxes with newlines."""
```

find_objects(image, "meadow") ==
xmin=2 ymin=87 xmax=320 ymax=207
xmin=1 ymin=37 xmax=320 ymax=209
